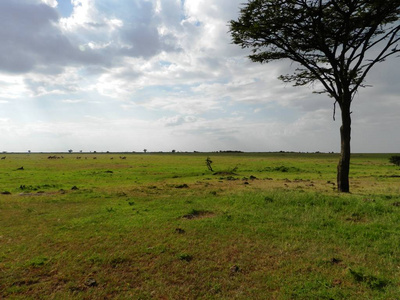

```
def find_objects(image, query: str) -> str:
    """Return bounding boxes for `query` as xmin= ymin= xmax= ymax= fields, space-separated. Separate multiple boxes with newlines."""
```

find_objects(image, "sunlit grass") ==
xmin=0 ymin=152 xmax=400 ymax=298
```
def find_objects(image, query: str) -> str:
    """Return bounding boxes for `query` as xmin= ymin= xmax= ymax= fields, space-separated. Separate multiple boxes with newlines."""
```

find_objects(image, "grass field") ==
xmin=1 ymin=152 xmax=400 ymax=299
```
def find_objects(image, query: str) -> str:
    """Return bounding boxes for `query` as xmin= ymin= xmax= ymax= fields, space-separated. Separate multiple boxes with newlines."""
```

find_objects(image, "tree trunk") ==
xmin=337 ymin=101 xmax=351 ymax=192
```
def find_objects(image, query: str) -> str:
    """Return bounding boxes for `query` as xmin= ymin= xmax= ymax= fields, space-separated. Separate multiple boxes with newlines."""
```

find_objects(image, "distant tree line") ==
xmin=218 ymin=150 xmax=244 ymax=153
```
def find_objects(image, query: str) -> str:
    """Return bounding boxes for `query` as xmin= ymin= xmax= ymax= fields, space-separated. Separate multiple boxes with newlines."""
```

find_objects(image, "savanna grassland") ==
xmin=1 ymin=152 xmax=400 ymax=299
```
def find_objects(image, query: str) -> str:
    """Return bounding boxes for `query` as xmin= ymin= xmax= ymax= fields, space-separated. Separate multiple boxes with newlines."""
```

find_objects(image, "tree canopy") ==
xmin=231 ymin=0 xmax=399 ymax=100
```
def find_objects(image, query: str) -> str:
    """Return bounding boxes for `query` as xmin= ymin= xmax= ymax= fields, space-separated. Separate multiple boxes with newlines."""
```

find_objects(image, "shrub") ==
xmin=389 ymin=156 xmax=400 ymax=166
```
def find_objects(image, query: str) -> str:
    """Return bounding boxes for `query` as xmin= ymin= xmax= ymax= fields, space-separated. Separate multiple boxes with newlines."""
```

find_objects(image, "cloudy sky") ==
xmin=0 ymin=0 xmax=398 ymax=153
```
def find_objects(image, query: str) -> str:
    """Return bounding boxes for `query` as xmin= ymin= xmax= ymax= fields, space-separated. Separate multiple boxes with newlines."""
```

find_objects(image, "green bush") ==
xmin=389 ymin=156 xmax=400 ymax=166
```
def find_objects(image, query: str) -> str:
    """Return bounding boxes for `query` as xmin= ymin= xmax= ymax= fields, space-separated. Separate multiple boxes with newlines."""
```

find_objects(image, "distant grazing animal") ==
xmin=48 ymin=155 xmax=61 ymax=159
xmin=1 ymin=156 xmax=5 ymax=160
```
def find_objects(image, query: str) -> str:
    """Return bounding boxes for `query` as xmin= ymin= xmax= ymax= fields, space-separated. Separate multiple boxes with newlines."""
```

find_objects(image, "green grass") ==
xmin=1 ymin=152 xmax=400 ymax=299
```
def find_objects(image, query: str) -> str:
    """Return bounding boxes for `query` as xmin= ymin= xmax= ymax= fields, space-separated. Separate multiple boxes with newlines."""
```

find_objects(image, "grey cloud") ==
xmin=0 ymin=0 xmax=216 ymax=76
xmin=119 ymin=25 xmax=162 ymax=58
xmin=0 ymin=1 xmax=103 ymax=74
xmin=119 ymin=28 xmax=180 ymax=58
xmin=157 ymin=0 xmax=185 ymax=29
xmin=116 ymin=2 xmax=181 ymax=58
xmin=114 ymin=68 xmax=142 ymax=81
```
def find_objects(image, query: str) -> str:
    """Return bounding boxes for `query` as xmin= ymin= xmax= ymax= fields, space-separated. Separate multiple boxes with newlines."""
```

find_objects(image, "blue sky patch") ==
xmin=56 ymin=0 xmax=73 ymax=17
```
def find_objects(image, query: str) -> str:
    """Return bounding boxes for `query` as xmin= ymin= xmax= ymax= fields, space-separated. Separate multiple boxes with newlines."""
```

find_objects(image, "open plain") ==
xmin=1 ymin=152 xmax=400 ymax=299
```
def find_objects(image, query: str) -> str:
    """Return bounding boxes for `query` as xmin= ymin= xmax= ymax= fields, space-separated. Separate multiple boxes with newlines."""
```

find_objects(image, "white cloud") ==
xmin=0 ymin=75 xmax=27 ymax=100
xmin=41 ymin=0 xmax=57 ymax=8
xmin=59 ymin=0 xmax=94 ymax=31
xmin=61 ymin=99 xmax=84 ymax=104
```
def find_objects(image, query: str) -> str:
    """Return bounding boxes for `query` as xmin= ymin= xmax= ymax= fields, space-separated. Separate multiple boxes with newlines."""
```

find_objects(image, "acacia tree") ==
xmin=230 ymin=0 xmax=400 ymax=192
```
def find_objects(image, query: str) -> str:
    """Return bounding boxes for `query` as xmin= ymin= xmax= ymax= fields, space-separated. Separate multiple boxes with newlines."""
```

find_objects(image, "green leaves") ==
xmin=230 ymin=0 xmax=400 ymax=99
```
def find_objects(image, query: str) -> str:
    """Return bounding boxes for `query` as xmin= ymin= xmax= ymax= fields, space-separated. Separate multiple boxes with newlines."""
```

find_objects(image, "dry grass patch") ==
xmin=181 ymin=209 xmax=215 ymax=220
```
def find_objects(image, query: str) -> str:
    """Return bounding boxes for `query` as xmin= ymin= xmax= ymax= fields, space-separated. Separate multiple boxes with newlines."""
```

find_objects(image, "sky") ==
xmin=0 ymin=0 xmax=399 ymax=153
